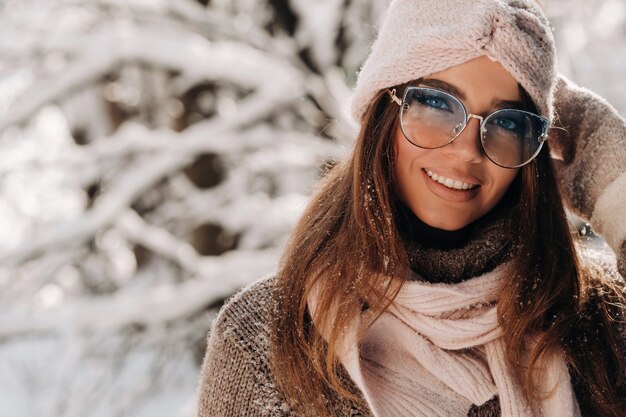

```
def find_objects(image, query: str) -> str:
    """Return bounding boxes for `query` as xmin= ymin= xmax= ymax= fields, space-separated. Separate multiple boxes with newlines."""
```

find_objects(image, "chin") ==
xmin=411 ymin=206 xmax=481 ymax=231
xmin=419 ymin=212 xmax=475 ymax=231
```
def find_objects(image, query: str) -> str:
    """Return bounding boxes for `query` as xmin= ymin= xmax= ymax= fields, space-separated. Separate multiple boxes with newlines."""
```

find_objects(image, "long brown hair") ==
xmin=270 ymin=84 xmax=626 ymax=416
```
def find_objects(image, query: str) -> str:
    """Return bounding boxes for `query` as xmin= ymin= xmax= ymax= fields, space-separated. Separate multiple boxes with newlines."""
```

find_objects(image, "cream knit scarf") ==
xmin=310 ymin=262 xmax=581 ymax=417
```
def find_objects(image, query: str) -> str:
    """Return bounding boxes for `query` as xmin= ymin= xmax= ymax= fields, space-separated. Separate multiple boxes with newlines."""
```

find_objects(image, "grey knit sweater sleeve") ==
xmin=549 ymin=75 xmax=626 ymax=276
xmin=196 ymin=276 xmax=378 ymax=417
xmin=196 ymin=277 xmax=295 ymax=417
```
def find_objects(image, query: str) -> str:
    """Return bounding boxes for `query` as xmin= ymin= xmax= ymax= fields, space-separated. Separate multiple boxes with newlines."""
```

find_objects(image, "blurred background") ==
xmin=0 ymin=1 xmax=623 ymax=416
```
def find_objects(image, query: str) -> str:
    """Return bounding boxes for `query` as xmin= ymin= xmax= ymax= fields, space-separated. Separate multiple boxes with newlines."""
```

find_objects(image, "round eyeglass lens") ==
xmin=481 ymin=109 xmax=547 ymax=168
xmin=400 ymin=87 xmax=466 ymax=148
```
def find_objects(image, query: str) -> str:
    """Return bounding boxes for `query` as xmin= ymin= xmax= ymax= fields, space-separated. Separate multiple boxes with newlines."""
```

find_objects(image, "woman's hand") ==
xmin=548 ymin=75 xmax=626 ymax=278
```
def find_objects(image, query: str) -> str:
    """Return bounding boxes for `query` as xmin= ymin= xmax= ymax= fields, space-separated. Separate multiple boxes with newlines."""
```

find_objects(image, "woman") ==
xmin=197 ymin=1 xmax=626 ymax=416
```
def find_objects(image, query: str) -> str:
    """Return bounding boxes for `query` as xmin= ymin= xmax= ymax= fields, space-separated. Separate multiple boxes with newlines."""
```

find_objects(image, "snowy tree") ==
xmin=0 ymin=1 xmax=623 ymax=416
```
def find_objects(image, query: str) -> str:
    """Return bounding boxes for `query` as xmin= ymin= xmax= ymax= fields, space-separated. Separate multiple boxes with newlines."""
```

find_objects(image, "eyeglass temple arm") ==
xmin=387 ymin=89 xmax=402 ymax=106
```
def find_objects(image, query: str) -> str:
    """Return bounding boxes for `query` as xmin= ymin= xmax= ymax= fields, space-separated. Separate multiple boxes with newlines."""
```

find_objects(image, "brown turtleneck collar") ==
xmin=396 ymin=201 xmax=516 ymax=284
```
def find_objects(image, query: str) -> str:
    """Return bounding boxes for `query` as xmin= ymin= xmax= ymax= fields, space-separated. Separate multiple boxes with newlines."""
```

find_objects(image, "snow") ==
xmin=0 ymin=335 xmax=200 ymax=417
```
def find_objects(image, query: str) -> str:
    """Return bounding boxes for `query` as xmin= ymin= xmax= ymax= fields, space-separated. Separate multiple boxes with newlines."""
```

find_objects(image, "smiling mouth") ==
xmin=424 ymin=169 xmax=479 ymax=191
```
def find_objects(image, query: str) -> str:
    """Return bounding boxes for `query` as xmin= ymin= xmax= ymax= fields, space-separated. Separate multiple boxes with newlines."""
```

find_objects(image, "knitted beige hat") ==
xmin=351 ymin=0 xmax=557 ymax=122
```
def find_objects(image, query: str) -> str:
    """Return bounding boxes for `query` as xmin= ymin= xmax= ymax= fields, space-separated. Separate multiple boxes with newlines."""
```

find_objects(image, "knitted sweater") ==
xmin=197 ymin=275 xmax=371 ymax=417
xmin=196 ymin=250 xmax=625 ymax=417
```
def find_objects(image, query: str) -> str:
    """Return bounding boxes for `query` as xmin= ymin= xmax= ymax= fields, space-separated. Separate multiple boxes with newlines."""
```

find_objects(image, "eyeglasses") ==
xmin=388 ymin=86 xmax=549 ymax=168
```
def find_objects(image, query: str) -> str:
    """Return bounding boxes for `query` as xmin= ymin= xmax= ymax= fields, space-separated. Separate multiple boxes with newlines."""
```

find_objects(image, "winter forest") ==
xmin=0 ymin=0 xmax=624 ymax=416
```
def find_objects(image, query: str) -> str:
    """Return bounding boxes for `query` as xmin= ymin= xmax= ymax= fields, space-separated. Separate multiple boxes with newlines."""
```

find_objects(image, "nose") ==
xmin=443 ymin=115 xmax=485 ymax=164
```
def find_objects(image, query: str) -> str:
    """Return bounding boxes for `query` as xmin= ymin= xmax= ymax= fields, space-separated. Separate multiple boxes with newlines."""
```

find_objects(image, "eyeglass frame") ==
xmin=387 ymin=86 xmax=550 ymax=169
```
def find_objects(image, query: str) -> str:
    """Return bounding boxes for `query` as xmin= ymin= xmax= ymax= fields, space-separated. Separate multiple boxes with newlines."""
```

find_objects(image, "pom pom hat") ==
xmin=350 ymin=0 xmax=557 ymax=122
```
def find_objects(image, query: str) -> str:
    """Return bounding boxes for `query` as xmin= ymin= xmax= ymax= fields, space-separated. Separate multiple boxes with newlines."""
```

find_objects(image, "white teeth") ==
xmin=425 ymin=169 xmax=478 ymax=191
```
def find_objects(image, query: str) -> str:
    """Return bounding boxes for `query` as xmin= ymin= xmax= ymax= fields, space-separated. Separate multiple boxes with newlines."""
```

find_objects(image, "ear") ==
xmin=548 ymin=74 xmax=626 ymax=277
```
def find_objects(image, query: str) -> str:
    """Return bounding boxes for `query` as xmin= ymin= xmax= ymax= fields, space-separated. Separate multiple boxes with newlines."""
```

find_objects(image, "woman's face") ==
xmin=393 ymin=55 xmax=521 ymax=231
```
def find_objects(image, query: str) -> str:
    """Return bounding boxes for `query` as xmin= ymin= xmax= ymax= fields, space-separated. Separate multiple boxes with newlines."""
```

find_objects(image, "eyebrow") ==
xmin=419 ymin=78 xmax=466 ymax=100
xmin=418 ymin=78 xmax=524 ymax=110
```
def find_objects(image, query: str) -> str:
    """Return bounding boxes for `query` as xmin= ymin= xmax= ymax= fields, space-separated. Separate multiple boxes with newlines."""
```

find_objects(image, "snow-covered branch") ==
xmin=0 ymin=22 xmax=302 ymax=131
xmin=0 ymin=248 xmax=278 ymax=338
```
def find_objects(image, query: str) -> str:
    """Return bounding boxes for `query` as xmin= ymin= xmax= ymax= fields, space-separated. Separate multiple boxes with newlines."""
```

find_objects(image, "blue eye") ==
xmin=492 ymin=117 xmax=519 ymax=131
xmin=417 ymin=95 xmax=453 ymax=112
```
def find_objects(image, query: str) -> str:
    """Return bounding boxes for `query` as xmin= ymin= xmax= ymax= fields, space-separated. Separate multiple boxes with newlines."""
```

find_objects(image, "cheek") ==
xmin=393 ymin=130 xmax=432 ymax=206
xmin=393 ymin=131 xmax=419 ymax=191
xmin=488 ymin=167 xmax=519 ymax=201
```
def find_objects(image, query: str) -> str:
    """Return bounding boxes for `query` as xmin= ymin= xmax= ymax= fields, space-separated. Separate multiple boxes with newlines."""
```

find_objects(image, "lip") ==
xmin=421 ymin=168 xmax=481 ymax=202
